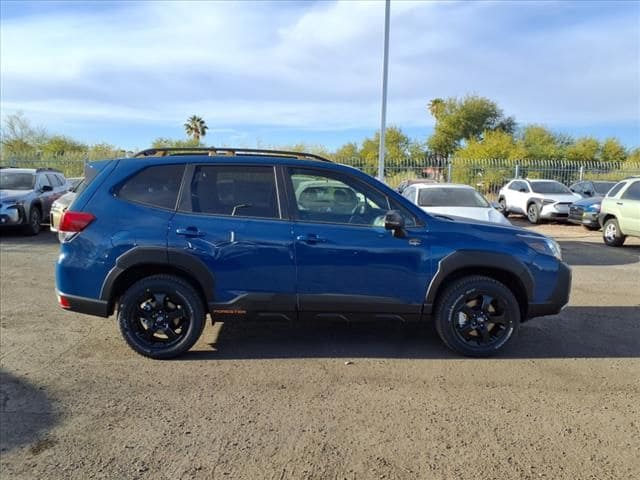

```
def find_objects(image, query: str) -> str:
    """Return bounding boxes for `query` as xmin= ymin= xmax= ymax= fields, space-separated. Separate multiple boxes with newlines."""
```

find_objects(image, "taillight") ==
xmin=58 ymin=294 xmax=71 ymax=309
xmin=59 ymin=211 xmax=95 ymax=233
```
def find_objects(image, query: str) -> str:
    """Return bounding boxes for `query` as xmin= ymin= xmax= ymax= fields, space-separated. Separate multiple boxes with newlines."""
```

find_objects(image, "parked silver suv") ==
xmin=0 ymin=167 xmax=70 ymax=235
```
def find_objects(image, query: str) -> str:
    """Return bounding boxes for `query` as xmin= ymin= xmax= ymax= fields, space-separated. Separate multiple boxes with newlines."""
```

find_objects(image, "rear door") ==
xmin=285 ymin=166 xmax=430 ymax=321
xmin=168 ymin=164 xmax=296 ymax=319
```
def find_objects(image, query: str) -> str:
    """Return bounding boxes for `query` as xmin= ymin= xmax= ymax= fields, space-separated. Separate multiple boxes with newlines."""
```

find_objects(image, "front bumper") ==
xmin=539 ymin=203 xmax=571 ymax=220
xmin=0 ymin=204 xmax=25 ymax=227
xmin=567 ymin=207 xmax=599 ymax=228
xmin=526 ymin=261 xmax=572 ymax=318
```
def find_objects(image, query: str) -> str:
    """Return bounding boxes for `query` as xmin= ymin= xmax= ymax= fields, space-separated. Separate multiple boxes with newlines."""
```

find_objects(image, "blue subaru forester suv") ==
xmin=56 ymin=148 xmax=571 ymax=359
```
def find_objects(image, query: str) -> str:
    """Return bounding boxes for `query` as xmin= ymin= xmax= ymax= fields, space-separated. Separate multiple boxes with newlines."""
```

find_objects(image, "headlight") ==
xmin=585 ymin=203 xmax=601 ymax=212
xmin=518 ymin=234 xmax=562 ymax=260
xmin=542 ymin=199 xmax=555 ymax=205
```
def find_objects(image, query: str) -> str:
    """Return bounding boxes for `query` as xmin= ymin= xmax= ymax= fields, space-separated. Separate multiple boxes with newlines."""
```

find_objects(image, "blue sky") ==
xmin=1 ymin=0 xmax=639 ymax=151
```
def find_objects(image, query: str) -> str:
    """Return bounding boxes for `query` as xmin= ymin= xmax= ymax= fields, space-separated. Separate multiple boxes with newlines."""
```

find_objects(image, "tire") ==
xmin=498 ymin=198 xmax=509 ymax=217
xmin=434 ymin=275 xmax=520 ymax=357
xmin=118 ymin=274 xmax=206 ymax=359
xmin=526 ymin=202 xmax=541 ymax=224
xmin=602 ymin=218 xmax=626 ymax=247
xmin=24 ymin=206 xmax=42 ymax=235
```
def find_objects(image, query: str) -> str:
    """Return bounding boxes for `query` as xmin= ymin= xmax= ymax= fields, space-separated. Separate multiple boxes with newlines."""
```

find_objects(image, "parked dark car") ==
xmin=0 ymin=167 xmax=69 ymax=234
xmin=568 ymin=181 xmax=617 ymax=230
xmin=56 ymin=148 xmax=571 ymax=359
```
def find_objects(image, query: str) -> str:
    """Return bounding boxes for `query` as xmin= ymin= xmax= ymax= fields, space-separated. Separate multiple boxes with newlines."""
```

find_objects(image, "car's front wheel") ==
xmin=24 ymin=206 xmax=41 ymax=235
xmin=602 ymin=218 xmax=626 ymax=247
xmin=527 ymin=203 xmax=541 ymax=224
xmin=498 ymin=198 xmax=509 ymax=217
xmin=434 ymin=276 xmax=520 ymax=357
xmin=118 ymin=275 xmax=206 ymax=359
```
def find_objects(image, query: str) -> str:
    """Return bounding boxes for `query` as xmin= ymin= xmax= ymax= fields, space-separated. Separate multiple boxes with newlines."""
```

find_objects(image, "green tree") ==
xmin=427 ymin=98 xmax=445 ymax=123
xmin=332 ymin=142 xmax=360 ymax=166
xmin=41 ymin=135 xmax=87 ymax=156
xmin=518 ymin=125 xmax=568 ymax=161
xmin=88 ymin=143 xmax=123 ymax=160
xmin=426 ymin=95 xmax=516 ymax=156
xmin=565 ymin=137 xmax=600 ymax=162
xmin=183 ymin=115 xmax=209 ymax=142
xmin=151 ymin=137 xmax=201 ymax=148
xmin=600 ymin=138 xmax=627 ymax=163
xmin=454 ymin=130 xmax=526 ymax=160
xmin=1 ymin=112 xmax=47 ymax=155
xmin=360 ymin=126 xmax=411 ymax=174
xmin=627 ymin=147 xmax=640 ymax=163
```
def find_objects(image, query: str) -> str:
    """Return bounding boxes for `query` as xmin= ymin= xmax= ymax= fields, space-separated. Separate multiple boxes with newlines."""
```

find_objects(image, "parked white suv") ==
xmin=498 ymin=179 xmax=580 ymax=224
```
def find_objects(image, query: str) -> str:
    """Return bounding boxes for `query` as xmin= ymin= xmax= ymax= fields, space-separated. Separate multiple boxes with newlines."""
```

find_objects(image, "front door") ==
xmin=168 ymin=164 xmax=296 ymax=320
xmin=285 ymin=167 xmax=431 ymax=321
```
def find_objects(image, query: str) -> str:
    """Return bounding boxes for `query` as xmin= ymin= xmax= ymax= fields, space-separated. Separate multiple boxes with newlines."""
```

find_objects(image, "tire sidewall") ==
xmin=118 ymin=276 xmax=205 ymax=359
xmin=527 ymin=203 xmax=540 ymax=224
xmin=26 ymin=207 xmax=41 ymax=235
xmin=435 ymin=277 xmax=520 ymax=357
xmin=603 ymin=218 xmax=624 ymax=247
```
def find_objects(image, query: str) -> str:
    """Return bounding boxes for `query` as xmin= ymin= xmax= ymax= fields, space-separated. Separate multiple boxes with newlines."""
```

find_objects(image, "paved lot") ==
xmin=1 ymin=220 xmax=639 ymax=479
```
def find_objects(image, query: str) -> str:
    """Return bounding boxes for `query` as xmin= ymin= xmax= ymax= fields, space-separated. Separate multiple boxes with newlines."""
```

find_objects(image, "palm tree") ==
xmin=183 ymin=115 xmax=209 ymax=143
xmin=428 ymin=98 xmax=445 ymax=123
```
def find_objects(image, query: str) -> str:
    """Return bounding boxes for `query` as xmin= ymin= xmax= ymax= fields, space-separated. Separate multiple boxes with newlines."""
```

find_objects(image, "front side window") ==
xmin=571 ymin=182 xmax=583 ymax=194
xmin=46 ymin=173 xmax=62 ymax=186
xmin=289 ymin=168 xmax=411 ymax=227
xmin=118 ymin=164 xmax=185 ymax=210
xmin=0 ymin=171 xmax=35 ymax=190
xmin=621 ymin=181 xmax=640 ymax=201
xmin=181 ymin=165 xmax=279 ymax=219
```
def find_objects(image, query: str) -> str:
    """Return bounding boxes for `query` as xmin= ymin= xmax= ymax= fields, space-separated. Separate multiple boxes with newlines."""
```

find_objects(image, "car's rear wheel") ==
xmin=118 ymin=275 xmax=206 ymax=359
xmin=24 ymin=207 xmax=41 ymax=235
xmin=527 ymin=203 xmax=541 ymax=224
xmin=434 ymin=276 xmax=520 ymax=357
xmin=602 ymin=218 xmax=625 ymax=247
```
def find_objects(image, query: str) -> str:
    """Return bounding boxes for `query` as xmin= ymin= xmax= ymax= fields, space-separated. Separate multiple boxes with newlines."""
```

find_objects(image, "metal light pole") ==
xmin=377 ymin=0 xmax=390 ymax=181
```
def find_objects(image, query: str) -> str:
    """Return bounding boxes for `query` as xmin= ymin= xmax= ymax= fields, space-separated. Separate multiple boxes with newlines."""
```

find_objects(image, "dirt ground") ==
xmin=1 ymin=219 xmax=639 ymax=480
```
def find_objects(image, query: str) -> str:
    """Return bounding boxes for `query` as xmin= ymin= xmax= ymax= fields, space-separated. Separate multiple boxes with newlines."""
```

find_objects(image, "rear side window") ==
xmin=180 ymin=165 xmax=279 ymax=219
xmin=118 ymin=164 xmax=185 ymax=210
xmin=606 ymin=182 xmax=626 ymax=198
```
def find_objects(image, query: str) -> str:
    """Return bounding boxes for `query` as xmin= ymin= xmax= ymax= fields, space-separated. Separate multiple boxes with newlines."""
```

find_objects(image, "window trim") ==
xmin=283 ymin=165 xmax=421 ymax=229
xmin=175 ymin=163 xmax=283 ymax=221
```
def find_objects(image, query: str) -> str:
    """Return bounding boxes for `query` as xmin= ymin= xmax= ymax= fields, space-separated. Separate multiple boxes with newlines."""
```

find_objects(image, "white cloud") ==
xmin=1 ymin=0 xmax=638 ymax=137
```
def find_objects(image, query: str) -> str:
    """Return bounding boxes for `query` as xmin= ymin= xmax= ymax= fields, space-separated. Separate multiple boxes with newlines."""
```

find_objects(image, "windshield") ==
xmin=0 ymin=171 xmax=35 ymax=190
xmin=418 ymin=187 xmax=489 ymax=208
xmin=593 ymin=182 xmax=616 ymax=195
xmin=530 ymin=181 xmax=571 ymax=194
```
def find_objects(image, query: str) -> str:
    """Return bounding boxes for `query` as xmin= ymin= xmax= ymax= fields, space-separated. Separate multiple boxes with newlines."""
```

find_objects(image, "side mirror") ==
xmin=583 ymin=190 xmax=593 ymax=197
xmin=384 ymin=210 xmax=406 ymax=238
xmin=518 ymin=188 xmax=527 ymax=193
xmin=41 ymin=185 xmax=53 ymax=192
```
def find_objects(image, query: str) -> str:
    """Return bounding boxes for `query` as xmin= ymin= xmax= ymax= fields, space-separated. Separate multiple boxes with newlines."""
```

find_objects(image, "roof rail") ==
xmin=132 ymin=147 xmax=332 ymax=163
xmin=36 ymin=167 xmax=63 ymax=173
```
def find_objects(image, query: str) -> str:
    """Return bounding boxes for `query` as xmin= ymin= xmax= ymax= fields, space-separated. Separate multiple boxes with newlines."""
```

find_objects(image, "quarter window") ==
xmin=118 ymin=164 xmax=185 ymax=210
xmin=181 ymin=165 xmax=279 ymax=219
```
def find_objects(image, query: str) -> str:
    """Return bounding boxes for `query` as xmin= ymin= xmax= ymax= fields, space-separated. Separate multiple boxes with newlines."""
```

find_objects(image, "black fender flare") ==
xmin=424 ymin=250 xmax=534 ymax=314
xmin=100 ymin=247 xmax=215 ymax=304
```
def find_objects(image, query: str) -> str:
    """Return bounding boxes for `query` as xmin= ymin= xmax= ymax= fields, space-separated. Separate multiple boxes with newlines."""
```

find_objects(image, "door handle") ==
xmin=176 ymin=227 xmax=205 ymax=238
xmin=296 ymin=234 xmax=327 ymax=244
xmin=616 ymin=202 xmax=623 ymax=206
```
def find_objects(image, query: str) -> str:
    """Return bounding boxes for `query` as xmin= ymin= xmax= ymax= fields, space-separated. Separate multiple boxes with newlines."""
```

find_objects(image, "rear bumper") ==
xmin=57 ymin=292 xmax=110 ymax=317
xmin=526 ymin=262 xmax=572 ymax=319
